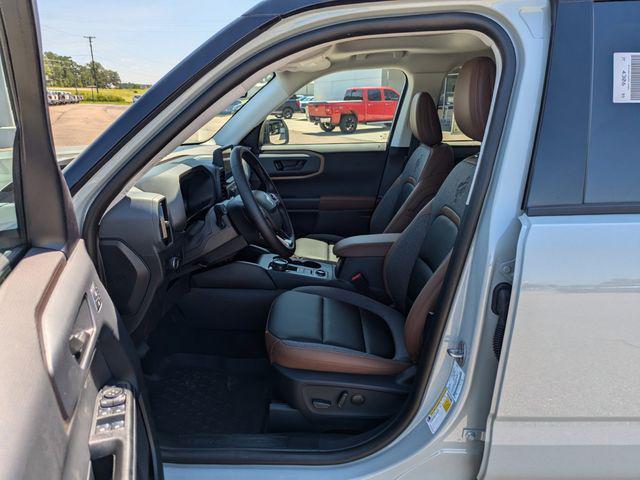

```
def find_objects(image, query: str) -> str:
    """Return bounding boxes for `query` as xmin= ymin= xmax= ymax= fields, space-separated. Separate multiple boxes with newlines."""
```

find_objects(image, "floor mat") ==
xmin=147 ymin=354 xmax=270 ymax=436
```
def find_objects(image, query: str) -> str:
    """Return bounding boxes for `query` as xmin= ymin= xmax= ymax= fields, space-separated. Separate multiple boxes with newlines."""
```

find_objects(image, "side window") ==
xmin=274 ymin=68 xmax=406 ymax=145
xmin=344 ymin=89 xmax=363 ymax=101
xmin=368 ymin=89 xmax=382 ymax=101
xmin=384 ymin=89 xmax=399 ymax=101
xmin=0 ymin=53 xmax=23 ymax=281
xmin=437 ymin=67 xmax=475 ymax=143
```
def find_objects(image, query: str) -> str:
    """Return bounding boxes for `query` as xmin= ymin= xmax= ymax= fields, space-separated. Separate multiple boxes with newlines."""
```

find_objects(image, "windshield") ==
xmin=183 ymin=73 xmax=274 ymax=144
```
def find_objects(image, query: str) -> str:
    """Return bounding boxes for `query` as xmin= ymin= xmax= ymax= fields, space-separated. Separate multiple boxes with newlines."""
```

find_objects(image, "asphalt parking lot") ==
xmin=49 ymin=105 xmax=393 ymax=150
xmin=49 ymin=103 xmax=128 ymax=148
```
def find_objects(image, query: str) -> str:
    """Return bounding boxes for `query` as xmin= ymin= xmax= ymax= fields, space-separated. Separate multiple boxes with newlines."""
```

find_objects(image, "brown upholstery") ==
xmin=454 ymin=57 xmax=496 ymax=141
xmin=404 ymin=254 xmax=450 ymax=360
xmin=266 ymin=332 xmax=409 ymax=375
xmin=409 ymin=92 xmax=442 ymax=146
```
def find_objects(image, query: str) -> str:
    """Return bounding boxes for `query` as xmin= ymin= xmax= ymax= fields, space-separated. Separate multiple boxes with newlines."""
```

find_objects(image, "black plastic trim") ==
xmin=83 ymin=11 xmax=516 ymax=466
xmin=528 ymin=202 xmax=640 ymax=217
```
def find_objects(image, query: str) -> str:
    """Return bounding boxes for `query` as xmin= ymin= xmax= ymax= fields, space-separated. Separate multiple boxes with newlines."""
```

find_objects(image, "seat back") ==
xmin=382 ymin=56 xmax=496 ymax=360
xmin=369 ymin=92 xmax=454 ymax=234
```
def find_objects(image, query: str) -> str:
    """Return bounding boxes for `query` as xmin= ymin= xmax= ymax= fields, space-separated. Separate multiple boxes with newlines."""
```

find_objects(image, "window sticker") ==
xmin=426 ymin=362 xmax=465 ymax=434
xmin=613 ymin=53 xmax=640 ymax=103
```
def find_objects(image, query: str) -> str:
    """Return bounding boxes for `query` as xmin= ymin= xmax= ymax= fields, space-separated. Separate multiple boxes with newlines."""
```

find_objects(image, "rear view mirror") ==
xmin=261 ymin=118 xmax=289 ymax=146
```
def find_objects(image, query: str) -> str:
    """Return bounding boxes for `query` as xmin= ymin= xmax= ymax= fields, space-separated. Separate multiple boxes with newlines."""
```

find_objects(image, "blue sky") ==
xmin=38 ymin=0 xmax=263 ymax=84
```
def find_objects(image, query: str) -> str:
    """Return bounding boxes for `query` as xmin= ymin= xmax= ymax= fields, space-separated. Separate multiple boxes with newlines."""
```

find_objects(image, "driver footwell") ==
xmin=147 ymin=354 xmax=271 ymax=445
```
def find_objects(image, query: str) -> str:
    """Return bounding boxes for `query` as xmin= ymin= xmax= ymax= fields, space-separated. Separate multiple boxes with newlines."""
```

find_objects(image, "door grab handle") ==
xmin=69 ymin=329 xmax=91 ymax=360
xmin=274 ymin=159 xmax=305 ymax=171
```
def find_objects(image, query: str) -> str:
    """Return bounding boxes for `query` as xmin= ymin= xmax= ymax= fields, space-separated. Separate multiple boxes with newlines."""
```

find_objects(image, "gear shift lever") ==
xmin=270 ymin=257 xmax=289 ymax=272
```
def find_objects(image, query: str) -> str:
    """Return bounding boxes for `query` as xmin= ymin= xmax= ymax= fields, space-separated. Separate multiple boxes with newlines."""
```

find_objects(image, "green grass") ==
xmin=49 ymin=86 xmax=150 ymax=104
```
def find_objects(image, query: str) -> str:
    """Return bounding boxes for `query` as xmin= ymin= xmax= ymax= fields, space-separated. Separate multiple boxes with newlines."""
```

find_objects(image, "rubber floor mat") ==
xmin=147 ymin=354 xmax=270 ymax=435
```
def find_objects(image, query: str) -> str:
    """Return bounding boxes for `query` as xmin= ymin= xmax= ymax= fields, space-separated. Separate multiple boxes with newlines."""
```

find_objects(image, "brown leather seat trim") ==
xmin=266 ymin=331 xmax=409 ymax=375
xmin=404 ymin=254 xmax=451 ymax=361
xmin=441 ymin=205 xmax=460 ymax=226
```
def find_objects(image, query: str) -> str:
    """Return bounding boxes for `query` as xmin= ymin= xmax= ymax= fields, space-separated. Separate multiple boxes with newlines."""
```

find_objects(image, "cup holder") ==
xmin=291 ymin=259 xmax=322 ymax=269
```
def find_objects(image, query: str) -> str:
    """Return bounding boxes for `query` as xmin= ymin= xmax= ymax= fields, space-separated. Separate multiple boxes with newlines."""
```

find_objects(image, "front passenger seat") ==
xmin=295 ymin=92 xmax=454 ymax=261
xmin=265 ymin=57 xmax=495 ymax=424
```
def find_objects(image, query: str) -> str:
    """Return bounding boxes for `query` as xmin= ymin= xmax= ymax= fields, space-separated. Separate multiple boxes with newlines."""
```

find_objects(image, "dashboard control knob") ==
xmin=271 ymin=257 xmax=289 ymax=272
xmin=103 ymin=387 xmax=124 ymax=399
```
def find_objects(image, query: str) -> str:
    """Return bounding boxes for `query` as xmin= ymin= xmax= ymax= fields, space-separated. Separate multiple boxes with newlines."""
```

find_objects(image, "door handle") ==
xmin=68 ymin=328 xmax=91 ymax=361
xmin=274 ymin=159 xmax=305 ymax=171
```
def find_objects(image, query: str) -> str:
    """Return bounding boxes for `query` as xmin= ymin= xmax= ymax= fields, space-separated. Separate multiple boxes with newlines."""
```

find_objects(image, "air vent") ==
xmin=158 ymin=199 xmax=172 ymax=245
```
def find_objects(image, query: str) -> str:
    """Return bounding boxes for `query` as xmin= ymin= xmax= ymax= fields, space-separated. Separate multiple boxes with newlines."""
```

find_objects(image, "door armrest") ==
xmin=333 ymin=233 xmax=401 ymax=258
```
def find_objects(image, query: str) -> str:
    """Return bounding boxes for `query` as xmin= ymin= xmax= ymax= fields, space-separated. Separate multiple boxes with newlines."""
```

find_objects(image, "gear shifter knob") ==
xmin=271 ymin=257 xmax=289 ymax=272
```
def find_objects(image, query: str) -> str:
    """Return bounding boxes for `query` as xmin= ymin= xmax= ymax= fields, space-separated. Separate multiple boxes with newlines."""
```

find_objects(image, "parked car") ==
xmin=307 ymin=86 xmax=400 ymax=133
xmin=46 ymin=90 xmax=59 ymax=105
xmin=298 ymin=95 xmax=314 ymax=112
xmin=2 ymin=1 xmax=640 ymax=479
xmin=271 ymin=95 xmax=302 ymax=119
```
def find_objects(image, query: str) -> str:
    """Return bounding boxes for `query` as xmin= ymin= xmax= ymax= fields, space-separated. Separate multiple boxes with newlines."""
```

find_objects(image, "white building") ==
xmin=301 ymin=68 xmax=405 ymax=101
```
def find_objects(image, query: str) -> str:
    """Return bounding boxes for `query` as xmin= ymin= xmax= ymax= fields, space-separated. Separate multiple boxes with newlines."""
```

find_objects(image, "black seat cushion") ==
xmin=266 ymin=286 xmax=410 ymax=375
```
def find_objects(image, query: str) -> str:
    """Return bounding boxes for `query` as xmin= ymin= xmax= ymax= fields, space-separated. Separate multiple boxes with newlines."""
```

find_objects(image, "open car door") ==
xmin=0 ymin=1 xmax=161 ymax=478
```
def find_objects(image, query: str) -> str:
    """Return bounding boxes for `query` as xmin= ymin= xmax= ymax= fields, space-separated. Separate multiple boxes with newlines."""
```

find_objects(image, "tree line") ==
xmin=43 ymin=51 xmax=149 ymax=90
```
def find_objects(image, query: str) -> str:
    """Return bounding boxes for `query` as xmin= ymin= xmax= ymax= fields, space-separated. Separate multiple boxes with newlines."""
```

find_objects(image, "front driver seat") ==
xmin=294 ymin=91 xmax=454 ymax=262
xmin=265 ymin=57 xmax=495 ymax=422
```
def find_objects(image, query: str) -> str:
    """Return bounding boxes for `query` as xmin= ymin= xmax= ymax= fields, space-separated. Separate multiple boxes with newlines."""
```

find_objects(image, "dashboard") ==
xmin=99 ymin=152 xmax=244 ymax=333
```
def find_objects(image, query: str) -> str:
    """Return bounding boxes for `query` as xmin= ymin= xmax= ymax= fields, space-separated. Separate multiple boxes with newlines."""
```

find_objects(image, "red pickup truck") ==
xmin=307 ymin=86 xmax=400 ymax=133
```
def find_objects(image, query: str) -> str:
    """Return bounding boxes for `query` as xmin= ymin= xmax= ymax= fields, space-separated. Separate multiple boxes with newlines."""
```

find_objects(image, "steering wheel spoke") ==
xmin=230 ymin=146 xmax=296 ymax=257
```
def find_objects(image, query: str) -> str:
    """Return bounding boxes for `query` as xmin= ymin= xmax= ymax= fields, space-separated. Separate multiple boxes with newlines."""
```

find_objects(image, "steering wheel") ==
xmin=230 ymin=146 xmax=295 ymax=257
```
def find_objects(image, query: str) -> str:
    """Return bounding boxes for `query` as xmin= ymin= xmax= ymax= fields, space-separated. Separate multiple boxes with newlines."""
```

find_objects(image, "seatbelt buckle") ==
xmin=350 ymin=272 xmax=369 ymax=293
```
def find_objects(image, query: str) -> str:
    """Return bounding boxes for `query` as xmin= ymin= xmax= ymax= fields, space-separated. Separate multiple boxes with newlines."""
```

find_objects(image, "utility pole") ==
xmin=84 ymin=35 xmax=98 ymax=100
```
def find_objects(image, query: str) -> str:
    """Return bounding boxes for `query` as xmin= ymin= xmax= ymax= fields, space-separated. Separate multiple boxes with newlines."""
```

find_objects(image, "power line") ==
xmin=83 ymin=35 xmax=98 ymax=99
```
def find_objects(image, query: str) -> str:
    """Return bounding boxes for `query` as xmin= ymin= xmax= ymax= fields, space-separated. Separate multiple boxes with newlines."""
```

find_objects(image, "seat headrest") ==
xmin=409 ymin=92 xmax=442 ymax=147
xmin=453 ymin=57 xmax=496 ymax=142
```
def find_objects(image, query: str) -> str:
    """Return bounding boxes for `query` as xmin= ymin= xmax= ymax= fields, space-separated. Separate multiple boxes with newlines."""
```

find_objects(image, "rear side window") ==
xmin=344 ymin=89 xmax=363 ymax=101
xmin=384 ymin=89 xmax=399 ymax=101
xmin=0 ymin=51 xmax=24 ymax=282
xmin=368 ymin=89 xmax=382 ymax=101
xmin=526 ymin=0 xmax=640 ymax=213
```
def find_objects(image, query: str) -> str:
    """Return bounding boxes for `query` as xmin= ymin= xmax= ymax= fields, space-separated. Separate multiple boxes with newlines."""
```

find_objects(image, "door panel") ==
xmin=0 ymin=1 xmax=160 ymax=478
xmin=0 ymin=243 xmax=157 ymax=479
xmin=259 ymin=145 xmax=389 ymax=238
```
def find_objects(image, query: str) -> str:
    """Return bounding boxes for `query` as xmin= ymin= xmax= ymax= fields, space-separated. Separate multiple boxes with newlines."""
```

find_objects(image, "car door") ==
xmin=0 ymin=2 xmax=160 ymax=479
xmin=365 ymin=88 xmax=385 ymax=121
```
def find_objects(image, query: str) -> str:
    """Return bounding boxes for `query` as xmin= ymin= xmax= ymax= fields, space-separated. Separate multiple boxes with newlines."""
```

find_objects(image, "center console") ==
xmin=259 ymin=254 xmax=335 ymax=281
